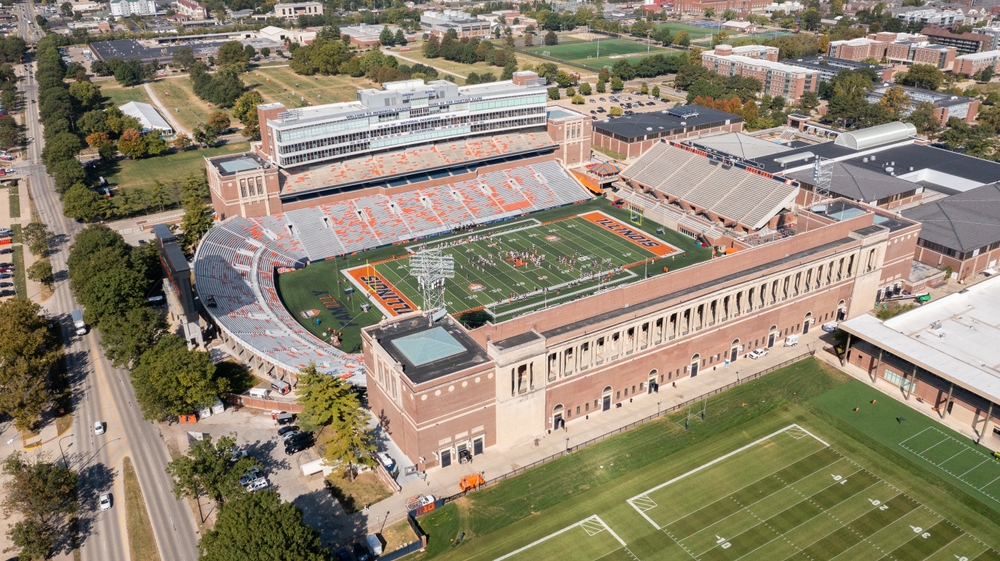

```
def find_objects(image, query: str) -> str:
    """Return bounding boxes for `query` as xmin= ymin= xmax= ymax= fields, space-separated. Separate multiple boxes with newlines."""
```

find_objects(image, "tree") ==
xmin=652 ymin=85 xmax=660 ymax=97
xmin=544 ymin=30 xmax=558 ymax=46
xmin=173 ymin=132 xmax=192 ymax=149
xmin=166 ymin=433 xmax=259 ymax=512
xmin=60 ymin=1 xmax=73 ymax=16
xmin=580 ymin=82 xmax=592 ymax=95
xmin=801 ymin=8 xmax=822 ymax=30
xmin=198 ymin=491 xmax=330 ymax=561
xmin=181 ymin=195 xmax=215 ymax=256
xmin=22 ymin=222 xmax=52 ymax=257
xmin=798 ymin=90 xmax=820 ymax=113
xmin=981 ymin=66 xmax=994 ymax=83
xmin=99 ymin=306 xmax=166 ymax=369
xmin=596 ymin=80 xmax=606 ymax=93
xmin=395 ymin=29 xmax=407 ymax=46
xmin=611 ymin=76 xmax=624 ymax=92
xmin=379 ymin=26 xmax=394 ymax=46
xmin=131 ymin=334 xmax=229 ymax=421
xmin=704 ymin=7 xmax=716 ymax=18
xmin=565 ymin=87 xmax=575 ymax=97
xmin=260 ymin=47 xmax=270 ymax=58
xmin=68 ymin=80 xmax=101 ymax=111
xmin=296 ymin=365 xmax=356 ymax=430
xmin=41 ymin=132 xmax=82 ymax=168
xmin=118 ymin=128 xmax=148 ymax=159
xmin=674 ymin=31 xmax=690 ymax=47
xmin=244 ymin=44 xmax=256 ymax=62
xmin=547 ymin=86 xmax=560 ymax=100
xmin=640 ymin=82 xmax=649 ymax=94
xmin=216 ymin=40 xmax=250 ymax=71
xmin=609 ymin=106 xmax=624 ymax=116
xmin=172 ymin=47 xmax=196 ymax=70
xmin=877 ymin=85 xmax=911 ymax=116
xmin=193 ymin=124 xmax=218 ymax=147
xmin=907 ymin=101 xmax=940 ymax=135
xmin=322 ymin=404 xmax=377 ymax=480
xmin=722 ymin=8 xmax=738 ymax=20
xmin=2 ymin=452 xmax=77 ymax=560
xmin=27 ymin=260 xmax=53 ymax=286
xmin=0 ymin=299 xmax=59 ymax=431
xmin=572 ymin=93 xmax=585 ymax=104
xmin=896 ymin=63 xmax=944 ymax=91
xmin=62 ymin=183 xmax=108 ymax=222
xmin=207 ymin=111 xmax=231 ymax=134
xmin=523 ymin=32 xmax=533 ymax=47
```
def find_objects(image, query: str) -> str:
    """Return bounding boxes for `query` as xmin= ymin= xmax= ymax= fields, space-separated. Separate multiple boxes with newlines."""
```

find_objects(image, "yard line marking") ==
xmin=698 ymin=471 xmax=882 ymax=559
xmin=978 ymin=473 xmax=1000 ymax=491
xmin=672 ymin=457 xmax=853 ymax=543
xmin=938 ymin=448 xmax=967 ymax=467
xmin=917 ymin=436 xmax=950 ymax=456
xmin=898 ymin=427 xmax=933 ymax=447
xmin=628 ymin=425 xmax=823 ymax=529
xmin=959 ymin=459 xmax=990 ymax=478
xmin=493 ymin=514 xmax=617 ymax=561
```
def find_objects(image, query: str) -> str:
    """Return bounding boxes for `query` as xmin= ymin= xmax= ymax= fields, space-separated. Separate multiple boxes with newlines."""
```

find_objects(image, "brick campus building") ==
xmin=364 ymin=139 xmax=920 ymax=469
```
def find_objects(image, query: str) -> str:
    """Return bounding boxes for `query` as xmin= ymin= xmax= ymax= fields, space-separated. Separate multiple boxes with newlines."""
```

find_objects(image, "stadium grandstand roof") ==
xmin=277 ymin=132 xmax=557 ymax=195
xmin=788 ymin=161 xmax=921 ymax=205
xmin=687 ymin=132 xmax=791 ymax=161
xmin=592 ymin=105 xmax=743 ymax=143
xmin=901 ymin=183 xmax=1000 ymax=253
xmin=620 ymin=141 xmax=798 ymax=231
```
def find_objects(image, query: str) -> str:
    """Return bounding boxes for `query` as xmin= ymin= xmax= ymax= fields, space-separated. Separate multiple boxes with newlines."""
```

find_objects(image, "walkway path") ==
xmin=144 ymin=81 xmax=191 ymax=137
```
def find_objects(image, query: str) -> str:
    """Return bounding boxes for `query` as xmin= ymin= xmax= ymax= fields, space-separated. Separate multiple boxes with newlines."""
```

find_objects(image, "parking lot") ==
xmin=160 ymin=406 xmax=355 ymax=549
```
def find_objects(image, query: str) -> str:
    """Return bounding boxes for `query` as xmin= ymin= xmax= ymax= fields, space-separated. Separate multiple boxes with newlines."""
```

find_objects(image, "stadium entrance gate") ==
xmin=602 ymin=386 xmax=612 ymax=411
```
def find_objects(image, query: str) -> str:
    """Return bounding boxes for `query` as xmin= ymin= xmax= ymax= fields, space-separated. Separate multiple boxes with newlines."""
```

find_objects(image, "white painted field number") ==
xmin=955 ymin=556 xmax=969 ymax=561
xmin=716 ymin=536 xmax=731 ymax=549
xmin=832 ymin=475 xmax=848 ymax=485
xmin=911 ymin=526 xmax=931 ymax=538
xmin=868 ymin=499 xmax=889 ymax=510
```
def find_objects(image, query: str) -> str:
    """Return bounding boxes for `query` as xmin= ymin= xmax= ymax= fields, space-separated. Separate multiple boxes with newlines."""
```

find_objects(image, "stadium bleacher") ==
xmin=621 ymin=142 xmax=798 ymax=231
xmin=194 ymin=161 xmax=590 ymax=381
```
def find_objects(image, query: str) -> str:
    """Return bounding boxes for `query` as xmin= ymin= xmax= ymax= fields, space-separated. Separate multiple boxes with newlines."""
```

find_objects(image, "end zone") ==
xmin=579 ymin=211 xmax=680 ymax=257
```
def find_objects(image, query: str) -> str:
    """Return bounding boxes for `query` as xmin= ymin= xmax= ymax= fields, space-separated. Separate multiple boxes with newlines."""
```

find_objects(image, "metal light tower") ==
xmin=409 ymin=248 xmax=455 ymax=319
xmin=811 ymin=157 xmax=833 ymax=211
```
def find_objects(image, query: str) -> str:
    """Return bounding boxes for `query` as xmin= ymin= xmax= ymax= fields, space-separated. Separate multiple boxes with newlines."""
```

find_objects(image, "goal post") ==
xmin=627 ymin=201 xmax=644 ymax=226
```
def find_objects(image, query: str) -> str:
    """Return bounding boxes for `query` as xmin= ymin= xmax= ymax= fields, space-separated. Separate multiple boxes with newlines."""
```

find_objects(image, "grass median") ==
xmin=123 ymin=457 xmax=163 ymax=561
xmin=8 ymin=182 xmax=19 ymax=218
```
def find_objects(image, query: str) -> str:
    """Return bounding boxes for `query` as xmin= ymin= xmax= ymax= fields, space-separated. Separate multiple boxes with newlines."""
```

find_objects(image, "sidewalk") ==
xmin=325 ymin=328 xmax=829 ymax=546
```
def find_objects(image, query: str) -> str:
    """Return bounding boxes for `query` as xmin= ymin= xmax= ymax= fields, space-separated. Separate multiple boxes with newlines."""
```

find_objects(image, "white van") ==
xmin=249 ymin=387 xmax=270 ymax=399
xmin=376 ymin=452 xmax=398 ymax=478
xmin=784 ymin=334 xmax=799 ymax=347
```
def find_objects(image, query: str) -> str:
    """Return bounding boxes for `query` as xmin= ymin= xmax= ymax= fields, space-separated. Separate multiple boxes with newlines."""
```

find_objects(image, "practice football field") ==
xmin=449 ymin=424 xmax=1000 ymax=561
xmin=408 ymin=360 xmax=1000 ymax=561
xmin=525 ymin=39 xmax=680 ymax=71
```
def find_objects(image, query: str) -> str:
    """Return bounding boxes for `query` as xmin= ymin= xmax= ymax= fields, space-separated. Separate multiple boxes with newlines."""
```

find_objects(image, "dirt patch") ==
xmin=380 ymin=518 xmax=419 ymax=552
xmin=324 ymin=470 xmax=393 ymax=514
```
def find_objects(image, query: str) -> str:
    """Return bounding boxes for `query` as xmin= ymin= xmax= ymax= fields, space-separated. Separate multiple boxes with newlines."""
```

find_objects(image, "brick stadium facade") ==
xmin=364 ymin=203 xmax=921 ymax=469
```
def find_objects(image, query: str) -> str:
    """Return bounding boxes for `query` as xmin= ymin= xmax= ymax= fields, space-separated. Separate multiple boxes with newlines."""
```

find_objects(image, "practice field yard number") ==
xmin=715 ymin=536 xmax=731 ymax=549
xmin=868 ymin=498 xmax=889 ymax=510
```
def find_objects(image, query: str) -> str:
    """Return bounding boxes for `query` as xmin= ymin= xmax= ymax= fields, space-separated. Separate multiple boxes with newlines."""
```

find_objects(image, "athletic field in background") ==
xmin=411 ymin=359 xmax=1000 ymax=561
xmin=525 ymin=38 xmax=679 ymax=71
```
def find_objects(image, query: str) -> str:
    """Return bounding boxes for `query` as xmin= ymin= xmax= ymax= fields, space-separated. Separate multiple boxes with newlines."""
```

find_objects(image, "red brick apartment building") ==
xmin=702 ymin=45 xmax=819 ymax=102
xmin=365 ymin=197 xmax=920 ymax=468
xmin=828 ymin=32 xmax=956 ymax=70
xmin=953 ymin=50 xmax=1000 ymax=76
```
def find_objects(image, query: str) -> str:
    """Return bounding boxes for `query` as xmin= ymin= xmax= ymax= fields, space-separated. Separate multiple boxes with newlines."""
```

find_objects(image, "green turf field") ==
xmin=525 ymin=39 xmax=677 ymax=71
xmin=275 ymin=198 xmax=710 ymax=351
xmin=409 ymin=359 xmax=1000 ymax=561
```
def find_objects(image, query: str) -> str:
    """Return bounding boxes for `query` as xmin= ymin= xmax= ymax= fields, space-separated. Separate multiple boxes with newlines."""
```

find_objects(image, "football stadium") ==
xmin=193 ymin=73 xmax=1000 ymax=482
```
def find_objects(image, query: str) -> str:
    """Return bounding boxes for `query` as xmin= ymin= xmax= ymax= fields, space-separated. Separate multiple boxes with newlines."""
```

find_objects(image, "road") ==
xmin=16 ymin=2 xmax=200 ymax=560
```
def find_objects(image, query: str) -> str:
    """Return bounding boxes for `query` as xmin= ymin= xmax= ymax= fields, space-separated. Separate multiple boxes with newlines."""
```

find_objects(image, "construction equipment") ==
xmin=459 ymin=473 xmax=485 ymax=493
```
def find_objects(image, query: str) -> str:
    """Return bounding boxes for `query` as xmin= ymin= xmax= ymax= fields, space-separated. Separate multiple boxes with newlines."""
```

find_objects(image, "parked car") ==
xmin=0 ymin=290 xmax=14 ymax=297
xmin=285 ymin=440 xmax=311 ymax=455
xmin=822 ymin=322 xmax=838 ymax=333
xmin=239 ymin=468 xmax=261 ymax=486
xmin=0 ymin=282 xmax=10 ymax=287
xmin=94 ymin=421 xmax=105 ymax=435
xmin=0 ymin=274 xmax=11 ymax=279
xmin=277 ymin=425 xmax=299 ymax=438
xmin=281 ymin=430 xmax=303 ymax=442
xmin=352 ymin=542 xmax=372 ymax=561
xmin=334 ymin=548 xmax=353 ymax=561
xmin=0 ymin=248 xmax=11 ymax=254
xmin=276 ymin=412 xmax=296 ymax=425
xmin=286 ymin=431 xmax=313 ymax=445
xmin=99 ymin=493 xmax=112 ymax=511
xmin=246 ymin=477 xmax=269 ymax=492
xmin=748 ymin=348 xmax=769 ymax=359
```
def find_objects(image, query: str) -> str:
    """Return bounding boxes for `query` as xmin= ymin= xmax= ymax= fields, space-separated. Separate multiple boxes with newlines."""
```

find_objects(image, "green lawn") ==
xmin=12 ymin=244 xmax=25 ymax=299
xmin=525 ymin=39 xmax=678 ymax=71
xmin=275 ymin=198 xmax=710 ymax=352
xmin=410 ymin=358 xmax=1000 ymax=560
xmin=101 ymin=84 xmax=153 ymax=108
xmin=244 ymin=65 xmax=365 ymax=107
xmin=8 ymin=182 xmax=19 ymax=218
xmin=658 ymin=21 xmax=722 ymax=39
xmin=95 ymin=142 xmax=251 ymax=191
xmin=147 ymin=78 xmax=220 ymax=133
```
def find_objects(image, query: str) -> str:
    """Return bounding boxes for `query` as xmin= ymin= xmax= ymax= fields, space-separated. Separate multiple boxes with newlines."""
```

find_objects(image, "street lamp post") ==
xmin=58 ymin=433 xmax=73 ymax=468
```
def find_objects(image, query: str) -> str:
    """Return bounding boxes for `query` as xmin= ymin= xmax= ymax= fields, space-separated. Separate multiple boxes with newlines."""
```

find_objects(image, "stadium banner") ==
xmin=345 ymin=266 xmax=419 ymax=317
xmin=579 ymin=212 xmax=678 ymax=257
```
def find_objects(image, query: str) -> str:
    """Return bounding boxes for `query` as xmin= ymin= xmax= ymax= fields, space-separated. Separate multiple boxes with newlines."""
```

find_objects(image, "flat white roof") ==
xmin=840 ymin=276 xmax=1000 ymax=403
xmin=956 ymin=49 xmax=1000 ymax=61
xmin=118 ymin=101 xmax=172 ymax=133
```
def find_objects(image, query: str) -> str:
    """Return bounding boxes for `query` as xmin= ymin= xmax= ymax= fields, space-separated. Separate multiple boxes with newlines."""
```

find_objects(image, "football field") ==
xmin=525 ymin=39 xmax=680 ymax=71
xmin=344 ymin=210 xmax=684 ymax=321
xmin=477 ymin=425 xmax=1000 ymax=561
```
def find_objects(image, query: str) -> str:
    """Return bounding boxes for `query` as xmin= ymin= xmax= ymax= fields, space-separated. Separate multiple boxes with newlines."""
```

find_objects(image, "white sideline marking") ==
xmin=493 ymin=514 xmax=625 ymax=561
xmin=626 ymin=424 xmax=828 ymax=529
